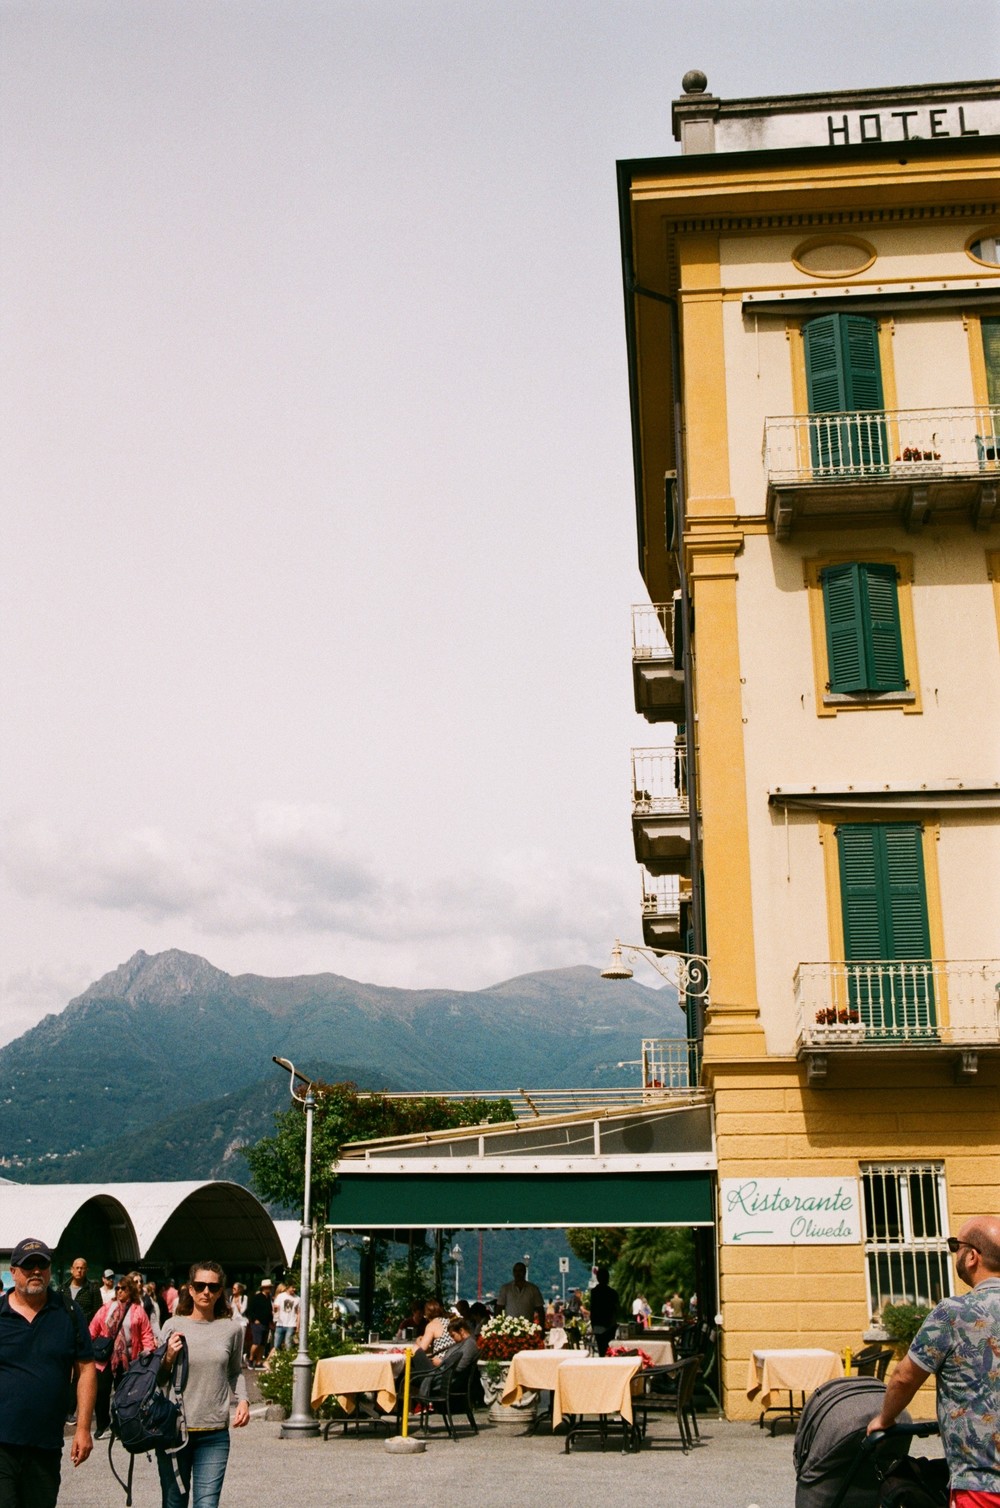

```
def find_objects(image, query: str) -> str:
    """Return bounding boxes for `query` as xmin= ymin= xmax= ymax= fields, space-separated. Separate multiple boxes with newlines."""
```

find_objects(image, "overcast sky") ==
xmin=1 ymin=1 xmax=995 ymax=1044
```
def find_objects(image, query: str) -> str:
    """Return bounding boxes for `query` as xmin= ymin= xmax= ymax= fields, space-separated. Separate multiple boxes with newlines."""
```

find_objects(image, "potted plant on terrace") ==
xmin=813 ymin=1006 xmax=864 ymax=1044
xmin=476 ymin=1315 xmax=544 ymax=1426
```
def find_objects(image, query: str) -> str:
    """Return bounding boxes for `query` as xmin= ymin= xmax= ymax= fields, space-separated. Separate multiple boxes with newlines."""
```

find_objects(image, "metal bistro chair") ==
xmin=402 ymin=1363 xmax=480 ymax=1440
xmin=852 ymin=1345 xmax=895 ymax=1381
xmin=630 ymin=1356 xmax=701 ymax=1452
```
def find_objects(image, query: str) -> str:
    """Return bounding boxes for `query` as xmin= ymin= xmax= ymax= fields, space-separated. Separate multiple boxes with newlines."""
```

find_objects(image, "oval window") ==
xmin=967 ymin=234 xmax=1000 ymax=267
xmin=793 ymin=237 xmax=876 ymax=279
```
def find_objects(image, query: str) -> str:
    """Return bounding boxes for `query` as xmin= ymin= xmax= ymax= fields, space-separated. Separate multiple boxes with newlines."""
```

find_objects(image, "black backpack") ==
xmin=108 ymin=1337 xmax=187 ymax=1505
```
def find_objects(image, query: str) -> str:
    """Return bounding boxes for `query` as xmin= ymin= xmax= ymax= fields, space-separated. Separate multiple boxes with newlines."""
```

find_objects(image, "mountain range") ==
xmin=0 ymin=948 xmax=682 ymax=1187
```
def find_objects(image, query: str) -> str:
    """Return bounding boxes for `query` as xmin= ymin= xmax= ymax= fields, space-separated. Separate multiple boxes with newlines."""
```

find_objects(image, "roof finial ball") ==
xmin=681 ymin=69 xmax=708 ymax=95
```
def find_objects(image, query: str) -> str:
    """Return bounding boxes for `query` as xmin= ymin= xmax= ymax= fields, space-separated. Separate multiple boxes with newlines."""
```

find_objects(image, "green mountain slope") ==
xmin=0 ymin=949 xmax=683 ymax=1182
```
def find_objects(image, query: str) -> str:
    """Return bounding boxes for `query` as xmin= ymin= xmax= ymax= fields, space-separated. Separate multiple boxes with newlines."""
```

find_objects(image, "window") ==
xmin=805 ymin=552 xmax=921 ymax=715
xmin=981 ymin=317 xmax=1000 ymax=405
xmin=836 ymin=822 xmax=936 ymax=1035
xmin=821 ymin=562 xmax=906 ymax=694
xmin=861 ymin=1162 xmax=952 ymax=1317
xmin=968 ymin=234 xmax=1000 ymax=267
xmin=804 ymin=313 xmax=888 ymax=471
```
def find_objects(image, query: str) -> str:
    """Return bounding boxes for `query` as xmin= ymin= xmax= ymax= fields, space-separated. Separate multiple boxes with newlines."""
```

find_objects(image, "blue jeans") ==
xmin=157 ymin=1428 xmax=230 ymax=1508
xmin=274 ymin=1326 xmax=296 ymax=1350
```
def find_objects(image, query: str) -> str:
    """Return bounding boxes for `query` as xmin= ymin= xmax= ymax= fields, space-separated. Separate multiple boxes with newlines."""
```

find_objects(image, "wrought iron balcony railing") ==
xmin=641 ymin=873 xmax=681 ymax=919
xmin=794 ymin=959 xmax=1000 ymax=1048
xmin=641 ymin=1038 xmax=702 ymax=1092
xmin=631 ymin=603 xmax=675 ymax=661
xmin=764 ymin=405 xmax=1000 ymax=485
xmin=632 ymin=745 xmax=690 ymax=815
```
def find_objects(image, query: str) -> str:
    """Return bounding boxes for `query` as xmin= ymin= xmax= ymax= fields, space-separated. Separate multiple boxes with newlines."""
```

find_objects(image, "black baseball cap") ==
xmin=11 ymin=1238 xmax=53 ymax=1269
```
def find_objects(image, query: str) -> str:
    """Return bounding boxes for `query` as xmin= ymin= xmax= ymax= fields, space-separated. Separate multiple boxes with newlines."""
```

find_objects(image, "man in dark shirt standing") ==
xmin=247 ymin=1278 xmax=275 ymax=1367
xmin=588 ymin=1266 xmax=619 ymax=1357
xmin=58 ymin=1258 xmax=101 ymax=1325
xmin=0 ymin=1237 xmax=96 ymax=1508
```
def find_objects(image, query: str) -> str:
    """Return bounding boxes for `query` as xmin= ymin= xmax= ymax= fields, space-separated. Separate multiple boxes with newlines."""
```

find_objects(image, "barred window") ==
xmin=861 ymin=1162 xmax=952 ymax=1318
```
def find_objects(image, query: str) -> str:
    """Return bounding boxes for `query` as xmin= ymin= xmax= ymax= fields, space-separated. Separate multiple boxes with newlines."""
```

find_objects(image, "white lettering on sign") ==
xmin=720 ymin=1177 xmax=862 ymax=1245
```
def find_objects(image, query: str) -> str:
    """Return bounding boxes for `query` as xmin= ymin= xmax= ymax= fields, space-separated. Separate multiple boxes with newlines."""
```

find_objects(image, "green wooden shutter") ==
xmin=841 ymin=315 xmax=887 ymax=466
xmin=837 ymin=823 xmax=934 ymax=1034
xmin=805 ymin=315 xmax=847 ymax=471
xmin=861 ymin=564 xmax=906 ymax=692
xmin=982 ymin=317 xmax=1000 ymax=406
xmin=837 ymin=825 xmax=886 ymax=958
xmin=821 ymin=562 xmax=905 ymax=694
xmin=841 ymin=316 xmax=884 ymax=410
xmin=805 ymin=315 xmax=847 ymax=412
xmin=805 ymin=314 xmax=885 ymax=470
xmin=881 ymin=825 xmax=932 ymax=959
xmin=822 ymin=563 xmax=867 ymax=691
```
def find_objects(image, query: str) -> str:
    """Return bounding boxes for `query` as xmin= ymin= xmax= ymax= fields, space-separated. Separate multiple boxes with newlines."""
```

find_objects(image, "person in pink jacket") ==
xmin=89 ymin=1272 xmax=155 ymax=1437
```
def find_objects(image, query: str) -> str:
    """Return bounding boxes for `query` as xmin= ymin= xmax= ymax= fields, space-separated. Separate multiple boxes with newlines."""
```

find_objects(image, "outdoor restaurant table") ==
xmin=501 ymin=1349 xmax=572 ymax=1406
xmin=311 ymin=1353 xmax=399 ymax=1415
xmin=552 ymin=1357 xmax=643 ymax=1429
xmin=612 ymin=1339 xmax=674 ymax=1366
xmin=746 ymin=1347 xmax=843 ymax=1431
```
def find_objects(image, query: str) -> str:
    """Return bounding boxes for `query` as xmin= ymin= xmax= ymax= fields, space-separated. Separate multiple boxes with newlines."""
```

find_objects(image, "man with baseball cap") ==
xmin=0 ymin=1237 xmax=96 ymax=1507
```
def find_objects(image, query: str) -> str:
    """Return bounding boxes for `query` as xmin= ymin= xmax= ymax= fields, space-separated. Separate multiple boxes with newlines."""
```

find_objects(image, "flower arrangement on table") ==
xmin=608 ymin=1344 xmax=653 ymax=1369
xmin=476 ymin=1315 xmax=545 ymax=1362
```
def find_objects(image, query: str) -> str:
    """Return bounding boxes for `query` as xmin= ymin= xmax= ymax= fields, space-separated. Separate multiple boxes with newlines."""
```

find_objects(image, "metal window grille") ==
xmin=860 ymin=1161 xmax=952 ymax=1317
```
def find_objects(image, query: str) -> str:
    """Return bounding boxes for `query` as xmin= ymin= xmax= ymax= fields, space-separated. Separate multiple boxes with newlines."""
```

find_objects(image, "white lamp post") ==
xmin=450 ymin=1242 xmax=462 ymax=1303
xmin=272 ymin=1056 xmax=320 ymax=1439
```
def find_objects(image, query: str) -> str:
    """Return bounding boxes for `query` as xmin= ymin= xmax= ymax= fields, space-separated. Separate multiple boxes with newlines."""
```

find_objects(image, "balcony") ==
xmin=632 ymin=745 xmax=694 ymax=877
xmin=763 ymin=406 xmax=1000 ymax=538
xmin=641 ymin=1037 xmax=702 ymax=1094
xmin=641 ymin=873 xmax=688 ymax=951
xmin=632 ymin=602 xmax=684 ymax=723
xmin=794 ymin=959 xmax=1000 ymax=1083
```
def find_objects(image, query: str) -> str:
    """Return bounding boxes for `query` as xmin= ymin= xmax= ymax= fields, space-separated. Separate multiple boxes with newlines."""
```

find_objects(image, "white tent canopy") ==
xmin=0 ymin=1180 xmax=286 ymax=1276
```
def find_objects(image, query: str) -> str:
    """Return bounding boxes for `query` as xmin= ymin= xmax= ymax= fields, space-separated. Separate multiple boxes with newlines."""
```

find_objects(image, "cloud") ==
xmin=0 ymin=810 xmax=628 ymax=968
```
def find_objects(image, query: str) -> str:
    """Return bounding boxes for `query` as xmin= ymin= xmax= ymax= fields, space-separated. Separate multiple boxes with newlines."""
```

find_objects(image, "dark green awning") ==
xmin=329 ymin=1171 xmax=713 ymax=1229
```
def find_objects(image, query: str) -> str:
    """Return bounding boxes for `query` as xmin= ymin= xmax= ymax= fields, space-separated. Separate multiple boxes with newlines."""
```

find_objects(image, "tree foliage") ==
xmin=563 ymin=1226 xmax=696 ymax=1314
xmin=243 ymin=1081 xmax=515 ymax=1213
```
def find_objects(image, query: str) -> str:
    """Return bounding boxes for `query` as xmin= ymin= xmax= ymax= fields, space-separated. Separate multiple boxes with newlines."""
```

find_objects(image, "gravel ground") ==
xmin=58 ymin=1413 xmax=806 ymax=1508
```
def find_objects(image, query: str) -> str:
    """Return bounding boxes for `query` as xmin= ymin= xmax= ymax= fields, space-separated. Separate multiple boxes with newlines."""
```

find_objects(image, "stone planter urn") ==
xmin=478 ymin=1360 xmax=538 ymax=1430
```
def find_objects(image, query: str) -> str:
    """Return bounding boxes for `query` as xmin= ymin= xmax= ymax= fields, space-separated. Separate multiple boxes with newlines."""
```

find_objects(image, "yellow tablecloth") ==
xmin=500 ymin=1349 xmax=571 ymax=1405
xmin=312 ymin=1353 xmax=398 ymax=1415
xmin=612 ymin=1339 xmax=674 ymax=1366
xmin=746 ymin=1348 xmax=843 ymax=1410
xmin=552 ymin=1358 xmax=642 ymax=1428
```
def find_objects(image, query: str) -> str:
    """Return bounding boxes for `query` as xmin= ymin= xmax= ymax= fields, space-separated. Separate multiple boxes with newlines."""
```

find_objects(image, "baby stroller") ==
xmin=794 ymin=1378 xmax=946 ymax=1508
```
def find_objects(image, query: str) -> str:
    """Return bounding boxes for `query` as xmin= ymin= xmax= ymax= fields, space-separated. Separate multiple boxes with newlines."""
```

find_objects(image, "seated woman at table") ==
xmin=415 ymin=1298 xmax=455 ymax=1359
xmin=408 ymin=1317 xmax=477 ymax=1398
xmin=394 ymin=1299 xmax=427 ymax=1341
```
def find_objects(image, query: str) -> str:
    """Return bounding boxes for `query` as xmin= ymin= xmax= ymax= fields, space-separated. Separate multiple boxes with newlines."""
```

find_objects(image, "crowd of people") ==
xmin=3 ymin=1232 xmax=998 ymax=1508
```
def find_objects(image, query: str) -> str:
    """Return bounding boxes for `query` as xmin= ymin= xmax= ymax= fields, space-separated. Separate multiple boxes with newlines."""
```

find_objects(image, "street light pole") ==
xmin=273 ymin=1056 xmax=320 ymax=1440
xmin=451 ymin=1242 xmax=462 ymax=1304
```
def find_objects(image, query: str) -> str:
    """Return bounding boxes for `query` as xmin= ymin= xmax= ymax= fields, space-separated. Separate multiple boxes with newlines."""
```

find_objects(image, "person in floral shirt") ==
xmin=868 ymin=1216 xmax=1000 ymax=1506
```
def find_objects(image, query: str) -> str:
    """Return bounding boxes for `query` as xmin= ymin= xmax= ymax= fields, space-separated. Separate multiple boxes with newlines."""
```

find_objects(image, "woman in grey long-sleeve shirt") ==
xmin=159 ymin=1261 xmax=249 ymax=1508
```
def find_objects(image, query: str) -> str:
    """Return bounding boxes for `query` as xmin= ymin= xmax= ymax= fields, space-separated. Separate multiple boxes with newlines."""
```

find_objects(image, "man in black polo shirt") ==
xmin=0 ymin=1237 xmax=96 ymax=1508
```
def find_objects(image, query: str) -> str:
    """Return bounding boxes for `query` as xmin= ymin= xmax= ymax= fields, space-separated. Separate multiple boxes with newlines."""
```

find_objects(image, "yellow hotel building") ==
xmin=616 ymin=76 xmax=1000 ymax=1417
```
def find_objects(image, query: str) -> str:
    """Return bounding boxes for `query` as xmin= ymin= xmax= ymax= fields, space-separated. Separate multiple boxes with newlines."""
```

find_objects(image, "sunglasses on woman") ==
xmin=191 ymin=1280 xmax=223 ymax=1294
